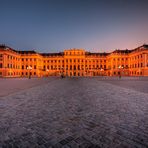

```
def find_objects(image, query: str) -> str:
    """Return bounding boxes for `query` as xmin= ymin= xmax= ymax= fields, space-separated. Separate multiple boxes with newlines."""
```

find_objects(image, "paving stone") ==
xmin=0 ymin=77 xmax=148 ymax=147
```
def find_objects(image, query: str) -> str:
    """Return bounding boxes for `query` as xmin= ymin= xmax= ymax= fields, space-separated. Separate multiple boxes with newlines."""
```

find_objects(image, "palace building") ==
xmin=0 ymin=44 xmax=148 ymax=77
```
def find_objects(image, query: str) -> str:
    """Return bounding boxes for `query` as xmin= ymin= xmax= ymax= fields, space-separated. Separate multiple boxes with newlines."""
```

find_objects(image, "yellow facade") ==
xmin=0 ymin=44 xmax=148 ymax=77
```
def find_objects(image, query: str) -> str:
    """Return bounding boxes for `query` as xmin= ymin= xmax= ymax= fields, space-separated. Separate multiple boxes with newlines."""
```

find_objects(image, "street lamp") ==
xmin=46 ymin=69 xmax=49 ymax=77
xmin=27 ymin=66 xmax=32 ymax=79
xmin=4 ymin=66 xmax=7 ymax=78
xmin=85 ymin=68 xmax=88 ymax=77
xmin=100 ymin=68 xmax=104 ymax=76
xmin=96 ymin=67 xmax=99 ymax=76
xmin=61 ymin=67 xmax=64 ymax=78
xmin=118 ymin=65 xmax=123 ymax=78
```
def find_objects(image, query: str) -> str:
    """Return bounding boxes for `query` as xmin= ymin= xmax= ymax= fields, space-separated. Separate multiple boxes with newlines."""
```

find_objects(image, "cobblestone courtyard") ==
xmin=0 ymin=77 xmax=148 ymax=148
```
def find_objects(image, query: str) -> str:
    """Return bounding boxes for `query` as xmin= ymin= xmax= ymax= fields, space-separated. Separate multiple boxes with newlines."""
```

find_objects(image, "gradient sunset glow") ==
xmin=0 ymin=0 xmax=148 ymax=52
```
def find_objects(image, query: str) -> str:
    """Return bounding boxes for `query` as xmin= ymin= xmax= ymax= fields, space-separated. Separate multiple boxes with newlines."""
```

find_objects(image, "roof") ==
xmin=17 ymin=50 xmax=37 ymax=54
xmin=112 ymin=49 xmax=132 ymax=54
xmin=0 ymin=44 xmax=148 ymax=56
xmin=142 ymin=44 xmax=148 ymax=49
xmin=85 ymin=52 xmax=110 ymax=56
xmin=131 ymin=44 xmax=148 ymax=53
xmin=0 ymin=44 xmax=7 ymax=49
xmin=0 ymin=44 xmax=17 ymax=52
xmin=40 ymin=52 xmax=64 ymax=56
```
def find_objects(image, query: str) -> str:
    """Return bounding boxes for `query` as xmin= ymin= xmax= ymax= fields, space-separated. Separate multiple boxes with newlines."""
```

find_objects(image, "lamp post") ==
xmin=85 ymin=68 xmax=88 ymax=77
xmin=137 ymin=68 xmax=142 ymax=79
xmin=46 ymin=69 xmax=49 ymax=77
xmin=100 ymin=68 xmax=104 ymax=77
xmin=97 ymin=67 xmax=99 ymax=76
xmin=4 ymin=66 xmax=7 ymax=78
xmin=118 ymin=65 xmax=123 ymax=78
xmin=61 ymin=67 xmax=64 ymax=78
xmin=143 ymin=53 xmax=147 ymax=76
xmin=27 ymin=66 xmax=32 ymax=79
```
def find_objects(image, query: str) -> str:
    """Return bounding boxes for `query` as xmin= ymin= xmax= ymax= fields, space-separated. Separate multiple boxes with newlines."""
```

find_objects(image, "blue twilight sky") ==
xmin=0 ymin=0 xmax=148 ymax=52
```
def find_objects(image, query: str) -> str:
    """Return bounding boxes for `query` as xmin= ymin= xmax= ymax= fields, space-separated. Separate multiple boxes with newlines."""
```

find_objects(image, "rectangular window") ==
xmin=141 ymin=63 xmax=143 ymax=67
xmin=0 ymin=63 xmax=2 ymax=68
